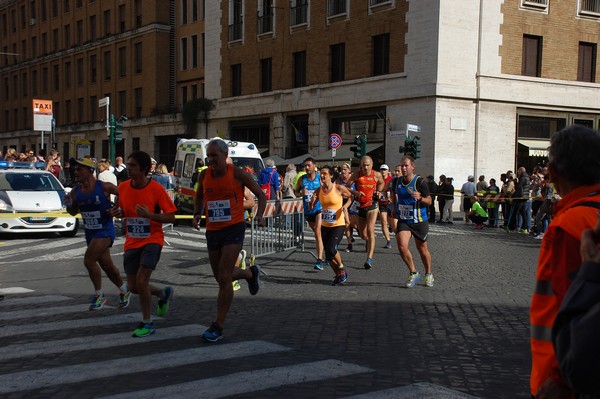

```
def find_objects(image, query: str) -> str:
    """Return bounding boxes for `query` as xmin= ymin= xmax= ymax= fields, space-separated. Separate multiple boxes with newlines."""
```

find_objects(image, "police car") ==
xmin=0 ymin=161 xmax=78 ymax=236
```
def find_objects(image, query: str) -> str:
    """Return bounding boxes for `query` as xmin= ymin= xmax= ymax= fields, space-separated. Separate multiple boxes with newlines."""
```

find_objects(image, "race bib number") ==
xmin=127 ymin=217 xmax=151 ymax=238
xmin=349 ymin=200 xmax=360 ymax=213
xmin=397 ymin=204 xmax=413 ymax=220
xmin=208 ymin=200 xmax=231 ymax=222
xmin=81 ymin=211 xmax=102 ymax=230
xmin=322 ymin=209 xmax=337 ymax=224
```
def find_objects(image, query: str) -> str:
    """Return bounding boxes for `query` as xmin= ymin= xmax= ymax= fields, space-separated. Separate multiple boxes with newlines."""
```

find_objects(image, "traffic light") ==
xmin=399 ymin=136 xmax=421 ymax=159
xmin=412 ymin=137 xmax=421 ymax=159
xmin=109 ymin=114 xmax=127 ymax=165
xmin=350 ymin=135 xmax=364 ymax=159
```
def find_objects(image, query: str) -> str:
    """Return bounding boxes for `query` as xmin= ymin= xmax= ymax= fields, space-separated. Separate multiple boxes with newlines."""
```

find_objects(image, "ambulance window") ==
xmin=174 ymin=160 xmax=183 ymax=177
xmin=183 ymin=154 xmax=196 ymax=178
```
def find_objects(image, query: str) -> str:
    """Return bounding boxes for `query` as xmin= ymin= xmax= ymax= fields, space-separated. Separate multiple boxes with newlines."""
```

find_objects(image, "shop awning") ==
xmin=313 ymin=143 xmax=384 ymax=163
xmin=518 ymin=139 xmax=550 ymax=157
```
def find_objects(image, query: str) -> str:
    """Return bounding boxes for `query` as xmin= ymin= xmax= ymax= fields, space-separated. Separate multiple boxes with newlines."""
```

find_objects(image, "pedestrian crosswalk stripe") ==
xmin=0 ymin=303 xmax=114 ymax=321
xmin=342 ymin=382 xmax=478 ymax=398
xmin=101 ymin=359 xmax=374 ymax=399
xmin=0 ymin=313 xmax=141 ymax=338
xmin=0 ymin=295 xmax=71 ymax=308
xmin=0 ymin=341 xmax=291 ymax=395
xmin=0 ymin=324 xmax=204 ymax=361
xmin=0 ymin=287 xmax=34 ymax=295
xmin=0 ymin=237 xmax=79 ymax=260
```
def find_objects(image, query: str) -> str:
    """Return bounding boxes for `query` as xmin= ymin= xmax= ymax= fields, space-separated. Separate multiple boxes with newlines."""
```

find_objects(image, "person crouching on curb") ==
xmin=467 ymin=195 xmax=488 ymax=230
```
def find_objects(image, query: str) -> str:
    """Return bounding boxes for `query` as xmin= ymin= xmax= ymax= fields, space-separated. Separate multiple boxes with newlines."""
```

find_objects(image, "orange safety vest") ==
xmin=529 ymin=183 xmax=600 ymax=396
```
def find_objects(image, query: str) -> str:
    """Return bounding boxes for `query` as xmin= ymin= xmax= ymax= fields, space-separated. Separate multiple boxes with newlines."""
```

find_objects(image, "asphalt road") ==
xmin=0 ymin=219 xmax=538 ymax=398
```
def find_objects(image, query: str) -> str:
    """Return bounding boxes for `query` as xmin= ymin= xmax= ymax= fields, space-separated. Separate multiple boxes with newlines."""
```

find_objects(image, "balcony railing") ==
xmin=581 ymin=0 xmax=600 ymax=14
xmin=228 ymin=20 xmax=243 ymax=42
xmin=291 ymin=4 xmax=308 ymax=26
xmin=328 ymin=0 xmax=346 ymax=17
xmin=257 ymin=13 xmax=273 ymax=35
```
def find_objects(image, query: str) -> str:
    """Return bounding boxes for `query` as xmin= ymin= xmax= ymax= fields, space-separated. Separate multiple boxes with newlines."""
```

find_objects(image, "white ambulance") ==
xmin=173 ymin=138 xmax=265 ymax=214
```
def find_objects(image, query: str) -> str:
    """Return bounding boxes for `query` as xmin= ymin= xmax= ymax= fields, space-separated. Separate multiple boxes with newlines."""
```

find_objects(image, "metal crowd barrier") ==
xmin=250 ymin=198 xmax=306 ymax=258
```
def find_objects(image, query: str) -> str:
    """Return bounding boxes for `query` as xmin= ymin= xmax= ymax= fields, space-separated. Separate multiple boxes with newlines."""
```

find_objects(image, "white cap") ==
xmin=380 ymin=164 xmax=389 ymax=170
xmin=151 ymin=158 xmax=157 ymax=164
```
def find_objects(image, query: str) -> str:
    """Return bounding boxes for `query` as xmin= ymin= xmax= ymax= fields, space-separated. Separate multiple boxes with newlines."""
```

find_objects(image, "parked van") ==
xmin=173 ymin=138 xmax=264 ymax=213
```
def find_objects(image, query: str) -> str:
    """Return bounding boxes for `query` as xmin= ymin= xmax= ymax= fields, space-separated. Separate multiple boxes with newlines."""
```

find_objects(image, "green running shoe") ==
xmin=156 ymin=286 xmax=174 ymax=317
xmin=132 ymin=321 xmax=155 ymax=337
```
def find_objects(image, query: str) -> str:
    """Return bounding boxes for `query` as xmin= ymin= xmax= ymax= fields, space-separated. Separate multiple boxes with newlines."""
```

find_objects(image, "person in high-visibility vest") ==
xmin=530 ymin=125 xmax=600 ymax=398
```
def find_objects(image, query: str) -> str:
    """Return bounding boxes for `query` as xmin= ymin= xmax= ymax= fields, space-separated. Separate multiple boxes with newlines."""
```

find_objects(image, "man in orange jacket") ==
xmin=530 ymin=125 xmax=600 ymax=398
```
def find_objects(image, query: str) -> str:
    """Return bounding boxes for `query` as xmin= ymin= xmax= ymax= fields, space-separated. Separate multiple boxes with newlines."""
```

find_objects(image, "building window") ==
xmin=31 ymin=69 xmax=38 ymax=94
xmin=180 ymin=37 xmax=188 ymax=70
xmin=22 ymin=72 xmax=28 ymax=96
xmin=118 ymin=5 xmax=125 ymax=32
xmin=257 ymin=0 xmax=273 ymax=34
xmin=41 ymin=0 xmax=47 ymax=21
xmin=181 ymin=0 xmax=188 ymax=24
xmin=118 ymin=46 xmax=126 ymax=77
xmin=328 ymin=0 xmax=348 ymax=17
xmin=201 ymin=33 xmax=205 ymax=66
xmin=191 ymin=35 xmax=198 ymax=68
xmin=103 ymin=9 xmax=111 ymax=37
xmin=135 ymin=0 xmax=142 ymax=28
xmin=41 ymin=32 xmax=47 ymax=55
xmin=52 ymin=28 xmax=59 ymax=51
xmin=103 ymin=50 xmax=111 ymax=80
xmin=330 ymin=43 xmax=345 ymax=82
xmin=64 ymin=0 xmax=70 ymax=13
xmin=65 ymin=99 xmax=71 ymax=124
xmin=290 ymin=0 xmax=308 ymax=26
xmin=578 ymin=42 xmax=596 ymax=82
xmin=134 ymin=42 xmax=142 ymax=73
xmin=522 ymin=34 xmax=542 ymax=77
xmin=64 ymin=24 xmax=70 ymax=48
xmin=51 ymin=0 xmax=57 ymax=18
xmin=89 ymin=15 xmax=96 ymax=41
xmin=64 ymin=60 xmax=71 ymax=88
xmin=228 ymin=0 xmax=243 ymax=42
xmin=90 ymin=95 xmax=97 ymax=121
xmin=53 ymin=64 xmax=59 ymax=90
xmin=181 ymin=86 xmax=187 ymax=104
xmin=192 ymin=0 xmax=198 ymax=21
xmin=42 ymin=66 xmax=48 ymax=93
xmin=231 ymin=63 xmax=242 ymax=96
xmin=76 ymin=0 xmax=81 ymax=7
xmin=260 ymin=58 xmax=272 ymax=92
xmin=31 ymin=36 xmax=37 ymax=57
xmin=372 ymin=33 xmax=389 ymax=76
xmin=90 ymin=54 xmax=97 ymax=83
xmin=293 ymin=50 xmax=306 ymax=87
xmin=30 ymin=0 xmax=36 ymax=20
xmin=191 ymin=84 xmax=198 ymax=99
xmin=77 ymin=57 xmax=83 ymax=86
xmin=77 ymin=97 xmax=84 ymax=122
xmin=20 ymin=5 xmax=26 ymax=29
xmin=580 ymin=0 xmax=600 ymax=15
xmin=76 ymin=20 xmax=82 ymax=45
xmin=134 ymin=87 xmax=142 ymax=117
xmin=118 ymin=90 xmax=126 ymax=116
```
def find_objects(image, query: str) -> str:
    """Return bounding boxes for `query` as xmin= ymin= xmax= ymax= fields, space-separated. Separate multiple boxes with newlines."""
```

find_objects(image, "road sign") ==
xmin=328 ymin=134 xmax=342 ymax=149
xmin=99 ymin=97 xmax=109 ymax=107
xmin=406 ymin=123 xmax=421 ymax=133
xmin=331 ymin=148 xmax=337 ymax=158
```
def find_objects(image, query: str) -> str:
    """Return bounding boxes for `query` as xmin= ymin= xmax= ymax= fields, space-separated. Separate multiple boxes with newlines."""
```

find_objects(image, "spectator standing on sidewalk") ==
xmin=529 ymin=125 xmax=600 ymax=398
xmin=110 ymin=150 xmax=177 ymax=337
xmin=425 ymin=175 xmax=438 ymax=222
xmin=486 ymin=178 xmax=500 ymax=227
xmin=514 ymin=167 xmax=532 ymax=233
xmin=460 ymin=175 xmax=477 ymax=222
xmin=440 ymin=176 xmax=455 ymax=224
xmin=436 ymin=175 xmax=447 ymax=222
xmin=66 ymin=158 xmax=130 ymax=311
xmin=391 ymin=155 xmax=433 ymax=288
xmin=193 ymin=139 xmax=266 ymax=342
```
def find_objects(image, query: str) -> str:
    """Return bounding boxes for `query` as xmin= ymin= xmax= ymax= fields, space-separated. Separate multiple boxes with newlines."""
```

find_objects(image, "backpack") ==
xmin=260 ymin=169 xmax=276 ymax=200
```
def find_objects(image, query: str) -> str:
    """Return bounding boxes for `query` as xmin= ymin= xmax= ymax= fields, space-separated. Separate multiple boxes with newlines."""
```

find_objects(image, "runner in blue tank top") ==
xmin=295 ymin=157 xmax=324 ymax=270
xmin=390 ymin=155 xmax=434 ymax=288
xmin=67 ymin=158 xmax=130 ymax=311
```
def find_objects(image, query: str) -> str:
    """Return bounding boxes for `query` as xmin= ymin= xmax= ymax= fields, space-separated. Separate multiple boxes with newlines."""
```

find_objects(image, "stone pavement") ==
xmin=0 ymin=219 xmax=539 ymax=398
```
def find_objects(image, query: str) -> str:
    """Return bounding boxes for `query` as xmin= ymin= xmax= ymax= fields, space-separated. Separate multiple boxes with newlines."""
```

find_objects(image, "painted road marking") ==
xmin=103 ymin=359 xmax=374 ymax=399
xmin=0 ymin=313 xmax=142 ymax=338
xmin=343 ymin=382 xmax=479 ymax=398
xmin=0 ymin=287 xmax=34 ymax=295
xmin=0 ymin=324 xmax=205 ymax=361
xmin=0 ymin=341 xmax=291 ymax=394
xmin=0 ymin=294 xmax=71 ymax=308
xmin=0 ymin=303 xmax=114 ymax=321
